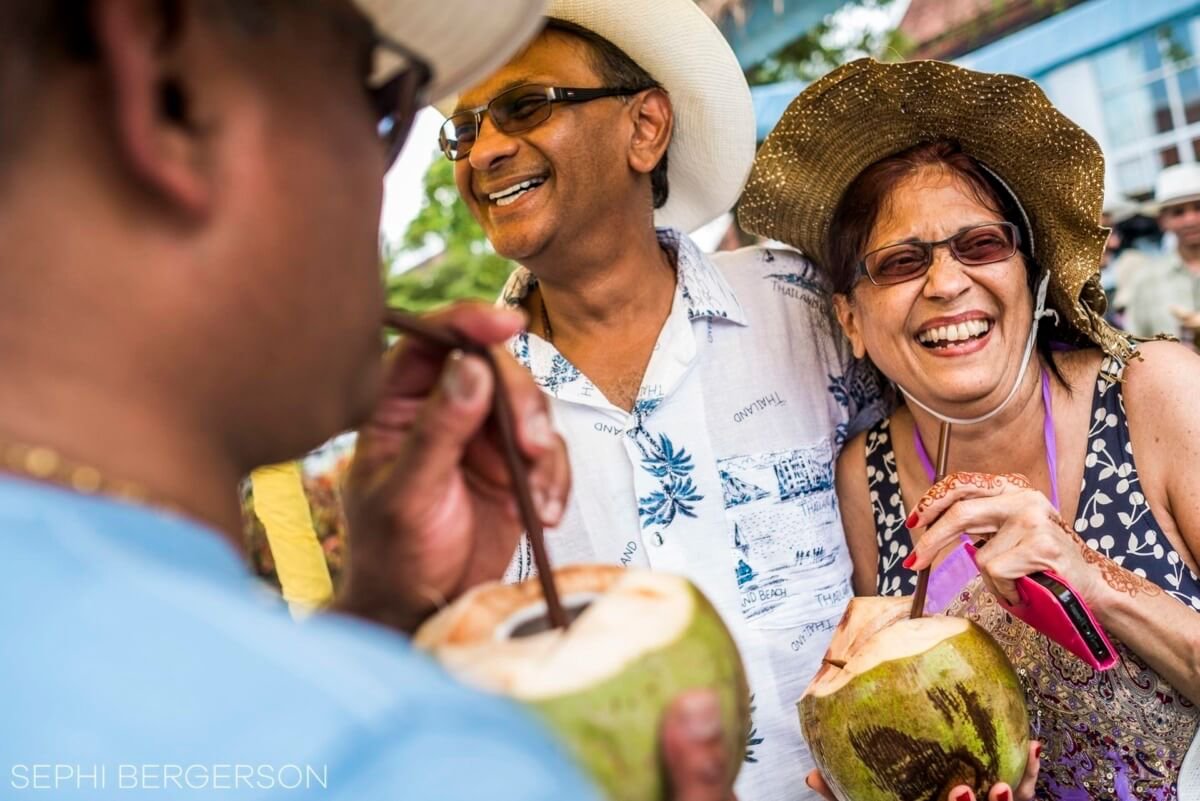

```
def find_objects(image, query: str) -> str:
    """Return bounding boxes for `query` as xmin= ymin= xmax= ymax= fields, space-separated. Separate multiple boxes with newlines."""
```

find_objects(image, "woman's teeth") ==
xmin=917 ymin=319 xmax=991 ymax=348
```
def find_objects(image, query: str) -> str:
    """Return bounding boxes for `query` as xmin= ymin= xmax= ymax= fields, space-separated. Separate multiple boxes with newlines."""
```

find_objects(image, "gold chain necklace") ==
xmin=0 ymin=438 xmax=158 ymax=506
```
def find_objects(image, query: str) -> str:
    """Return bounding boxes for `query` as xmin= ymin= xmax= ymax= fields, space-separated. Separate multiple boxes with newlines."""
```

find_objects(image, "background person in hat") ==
xmin=741 ymin=58 xmax=1200 ymax=801
xmin=1125 ymin=163 xmax=1200 ymax=343
xmin=0 ymin=2 xmax=737 ymax=798
xmin=437 ymin=2 xmax=890 ymax=798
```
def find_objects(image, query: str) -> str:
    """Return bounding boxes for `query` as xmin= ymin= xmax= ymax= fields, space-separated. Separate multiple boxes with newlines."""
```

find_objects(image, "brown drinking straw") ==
xmin=382 ymin=308 xmax=569 ymax=630
xmin=910 ymin=421 xmax=952 ymax=619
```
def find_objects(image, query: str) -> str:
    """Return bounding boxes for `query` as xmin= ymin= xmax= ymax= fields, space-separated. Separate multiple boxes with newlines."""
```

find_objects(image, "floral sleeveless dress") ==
xmin=865 ymin=357 xmax=1200 ymax=800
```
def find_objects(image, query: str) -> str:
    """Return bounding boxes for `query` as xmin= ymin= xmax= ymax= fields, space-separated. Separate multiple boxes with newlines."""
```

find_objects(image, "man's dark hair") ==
xmin=544 ymin=18 xmax=670 ymax=210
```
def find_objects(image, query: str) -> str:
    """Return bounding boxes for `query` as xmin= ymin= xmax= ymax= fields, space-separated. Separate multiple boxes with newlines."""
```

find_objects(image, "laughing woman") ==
xmin=740 ymin=60 xmax=1200 ymax=800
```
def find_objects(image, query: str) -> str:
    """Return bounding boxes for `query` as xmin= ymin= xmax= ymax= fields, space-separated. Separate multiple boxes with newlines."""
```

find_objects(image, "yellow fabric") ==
xmin=250 ymin=462 xmax=334 ymax=613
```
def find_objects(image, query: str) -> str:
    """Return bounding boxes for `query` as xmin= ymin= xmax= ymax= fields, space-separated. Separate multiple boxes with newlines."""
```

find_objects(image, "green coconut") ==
xmin=800 ymin=596 xmax=1029 ymax=801
xmin=414 ymin=564 xmax=750 ymax=801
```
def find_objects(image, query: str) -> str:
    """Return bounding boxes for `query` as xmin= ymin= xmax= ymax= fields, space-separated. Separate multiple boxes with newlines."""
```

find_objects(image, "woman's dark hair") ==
xmin=826 ymin=140 xmax=1069 ymax=388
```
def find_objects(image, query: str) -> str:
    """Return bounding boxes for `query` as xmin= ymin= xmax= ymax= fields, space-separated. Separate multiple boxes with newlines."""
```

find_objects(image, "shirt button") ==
xmin=649 ymin=531 xmax=665 ymax=547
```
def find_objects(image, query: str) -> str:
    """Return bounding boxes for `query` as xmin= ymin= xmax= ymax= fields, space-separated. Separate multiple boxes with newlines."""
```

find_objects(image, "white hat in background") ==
xmin=1146 ymin=162 xmax=1200 ymax=215
xmin=355 ymin=0 xmax=549 ymax=101
xmin=435 ymin=0 xmax=757 ymax=234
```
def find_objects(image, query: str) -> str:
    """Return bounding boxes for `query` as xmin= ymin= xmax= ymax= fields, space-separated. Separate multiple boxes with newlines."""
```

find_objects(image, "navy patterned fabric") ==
xmin=867 ymin=360 xmax=1200 ymax=607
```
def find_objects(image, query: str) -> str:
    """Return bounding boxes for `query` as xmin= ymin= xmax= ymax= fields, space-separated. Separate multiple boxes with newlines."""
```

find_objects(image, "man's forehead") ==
xmin=454 ymin=30 xmax=601 ymax=110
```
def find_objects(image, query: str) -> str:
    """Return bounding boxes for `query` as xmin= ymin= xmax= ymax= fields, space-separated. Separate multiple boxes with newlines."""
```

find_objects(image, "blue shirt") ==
xmin=0 ymin=477 xmax=598 ymax=799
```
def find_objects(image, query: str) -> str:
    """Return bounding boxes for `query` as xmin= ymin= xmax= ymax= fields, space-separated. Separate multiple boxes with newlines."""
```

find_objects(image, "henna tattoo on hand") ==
xmin=916 ymin=471 xmax=1035 ymax=515
xmin=1051 ymin=515 xmax=1164 ymax=598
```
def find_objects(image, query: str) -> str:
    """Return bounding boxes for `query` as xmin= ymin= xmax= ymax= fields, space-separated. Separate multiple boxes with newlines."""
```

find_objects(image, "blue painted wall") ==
xmin=958 ymin=0 xmax=1200 ymax=79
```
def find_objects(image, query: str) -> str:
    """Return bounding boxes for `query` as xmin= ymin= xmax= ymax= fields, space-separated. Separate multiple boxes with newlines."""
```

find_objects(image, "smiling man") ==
xmin=440 ymin=2 xmax=885 ymax=798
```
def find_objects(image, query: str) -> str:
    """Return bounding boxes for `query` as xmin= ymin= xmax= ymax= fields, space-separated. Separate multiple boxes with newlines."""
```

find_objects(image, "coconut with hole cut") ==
xmin=799 ymin=596 xmax=1029 ymax=801
xmin=414 ymin=564 xmax=749 ymax=801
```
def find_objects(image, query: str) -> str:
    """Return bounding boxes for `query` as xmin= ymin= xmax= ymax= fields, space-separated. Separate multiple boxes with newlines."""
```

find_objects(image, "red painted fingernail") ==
xmin=1034 ymin=743 xmax=1042 ymax=760
xmin=997 ymin=790 xmax=1011 ymax=801
xmin=902 ymin=553 xmax=917 ymax=570
xmin=954 ymin=791 xmax=971 ymax=801
xmin=905 ymin=511 xmax=919 ymax=528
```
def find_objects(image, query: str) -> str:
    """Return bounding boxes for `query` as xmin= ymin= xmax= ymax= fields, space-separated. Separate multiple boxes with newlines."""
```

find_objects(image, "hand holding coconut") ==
xmin=336 ymin=303 xmax=571 ymax=634
xmin=805 ymin=754 xmax=1041 ymax=801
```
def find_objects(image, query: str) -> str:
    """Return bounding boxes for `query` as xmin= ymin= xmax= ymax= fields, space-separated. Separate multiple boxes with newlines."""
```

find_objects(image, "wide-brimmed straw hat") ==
xmin=738 ymin=58 xmax=1131 ymax=363
xmin=356 ymin=0 xmax=548 ymax=101
xmin=435 ymin=0 xmax=757 ymax=234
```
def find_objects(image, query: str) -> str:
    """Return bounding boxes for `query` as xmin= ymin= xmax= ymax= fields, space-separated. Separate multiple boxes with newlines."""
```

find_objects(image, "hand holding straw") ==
xmin=382 ymin=308 xmax=569 ymax=630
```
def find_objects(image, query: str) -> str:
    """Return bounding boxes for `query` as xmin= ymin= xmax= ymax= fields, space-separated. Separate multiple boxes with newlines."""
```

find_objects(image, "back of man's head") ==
xmin=0 ymin=0 xmax=393 ymax=472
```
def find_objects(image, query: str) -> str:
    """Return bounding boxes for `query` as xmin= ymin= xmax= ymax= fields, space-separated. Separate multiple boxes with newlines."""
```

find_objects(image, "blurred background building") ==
xmin=739 ymin=0 xmax=1200 ymax=200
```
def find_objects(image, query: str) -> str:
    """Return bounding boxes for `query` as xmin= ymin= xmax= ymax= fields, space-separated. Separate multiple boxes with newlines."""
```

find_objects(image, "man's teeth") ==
xmin=917 ymin=319 xmax=991 ymax=346
xmin=489 ymin=178 xmax=545 ymax=206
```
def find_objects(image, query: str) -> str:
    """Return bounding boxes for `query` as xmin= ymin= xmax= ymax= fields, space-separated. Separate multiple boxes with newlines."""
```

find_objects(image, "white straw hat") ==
xmin=1146 ymin=162 xmax=1200 ymax=215
xmin=435 ymin=0 xmax=757 ymax=233
xmin=355 ymin=0 xmax=549 ymax=101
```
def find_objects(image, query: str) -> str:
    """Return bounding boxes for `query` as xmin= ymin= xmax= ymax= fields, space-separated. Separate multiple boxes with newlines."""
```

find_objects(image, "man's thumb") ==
xmin=396 ymin=352 xmax=493 ymax=488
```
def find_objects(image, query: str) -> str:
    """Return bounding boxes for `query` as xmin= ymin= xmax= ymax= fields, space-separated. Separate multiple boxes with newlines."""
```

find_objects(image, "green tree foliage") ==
xmin=385 ymin=158 xmax=516 ymax=312
xmin=740 ymin=0 xmax=907 ymax=86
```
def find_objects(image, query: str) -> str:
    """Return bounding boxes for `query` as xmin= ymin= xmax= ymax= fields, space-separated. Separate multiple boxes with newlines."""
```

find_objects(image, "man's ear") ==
xmin=91 ymin=0 xmax=212 ymax=217
xmin=833 ymin=292 xmax=868 ymax=359
xmin=627 ymin=88 xmax=672 ymax=178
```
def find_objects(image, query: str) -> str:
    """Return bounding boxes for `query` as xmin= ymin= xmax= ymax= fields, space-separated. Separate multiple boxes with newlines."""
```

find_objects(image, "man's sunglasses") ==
xmin=860 ymin=222 xmax=1022 ymax=286
xmin=370 ymin=33 xmax=432 ymax=168
xmin=439 ymin=83 xmax=653 ymax=162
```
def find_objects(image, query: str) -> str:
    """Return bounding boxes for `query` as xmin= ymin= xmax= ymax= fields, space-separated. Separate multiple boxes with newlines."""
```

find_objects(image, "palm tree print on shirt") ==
xmin=745 ymin=693 xmax=765 ymax=763
xmin=631 ymin=429 xmax=704 ymax=529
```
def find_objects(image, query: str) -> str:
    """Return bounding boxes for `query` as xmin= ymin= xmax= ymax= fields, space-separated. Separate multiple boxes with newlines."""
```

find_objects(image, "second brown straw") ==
xmin=910 ymin=420 xmax=952 ymax=619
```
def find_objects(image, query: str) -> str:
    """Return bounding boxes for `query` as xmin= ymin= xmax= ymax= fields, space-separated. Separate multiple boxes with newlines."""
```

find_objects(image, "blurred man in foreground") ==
xmin=0 ymin=2 xmax=730 ymax=798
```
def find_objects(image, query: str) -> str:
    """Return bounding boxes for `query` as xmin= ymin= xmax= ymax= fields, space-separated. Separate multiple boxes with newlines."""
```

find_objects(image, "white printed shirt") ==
xmin=501 ymin=229 xmax=884 ymax=801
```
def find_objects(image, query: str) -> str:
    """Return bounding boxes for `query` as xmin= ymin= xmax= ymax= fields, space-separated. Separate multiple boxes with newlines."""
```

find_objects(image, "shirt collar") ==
xmin=498 ymin=228 xmax=748 ymax=326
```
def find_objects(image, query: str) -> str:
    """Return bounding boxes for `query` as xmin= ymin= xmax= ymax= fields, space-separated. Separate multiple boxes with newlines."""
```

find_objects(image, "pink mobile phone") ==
xmin=963 ymin=542 xmax=1118 ymax=671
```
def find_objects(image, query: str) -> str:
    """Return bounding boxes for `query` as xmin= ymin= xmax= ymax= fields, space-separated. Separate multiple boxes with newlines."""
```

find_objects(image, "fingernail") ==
xmin=905 ymin=511 xmax=919 ymax=528
xmin=902 ymin=553 xmax=917 ymax=570
xmin=442 ymin=352 xmax=481 ymax=403
xmin=954 ymin=791 xmax=971 ymax=801
xmin=541 ymin=494 xmax=564 ymax=526
xmin=1033 ymin=743 xmax=1042 ymax=760
xmin=680 ymin=692 xmax=721 ymax=742
xmin=997 ymin=790 xmax=1011 ymax=801
xmin=804 ymin=774 xmax=815 ymax=790
xmin=525 ymin=409 xmax=555 ymax=449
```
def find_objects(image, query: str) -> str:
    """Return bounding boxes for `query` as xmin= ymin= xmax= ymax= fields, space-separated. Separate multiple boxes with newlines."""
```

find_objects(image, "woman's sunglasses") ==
xmin=860 ymin=222 xmax=1022 ymax=286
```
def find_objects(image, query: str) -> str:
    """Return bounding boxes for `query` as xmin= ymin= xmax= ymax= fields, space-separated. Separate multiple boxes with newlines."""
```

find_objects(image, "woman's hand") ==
xmin=903 ymin=472 xmax=1161 ymax=607
xmin=804 ymin=741 xmax=1041 ymax=801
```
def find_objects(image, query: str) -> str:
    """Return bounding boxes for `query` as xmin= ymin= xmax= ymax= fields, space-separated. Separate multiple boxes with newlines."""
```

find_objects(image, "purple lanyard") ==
xmin=912 ymin=367 xmax=1060 ymax=511
xmin=911 ymin=368 xmax=1060 ymax=613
